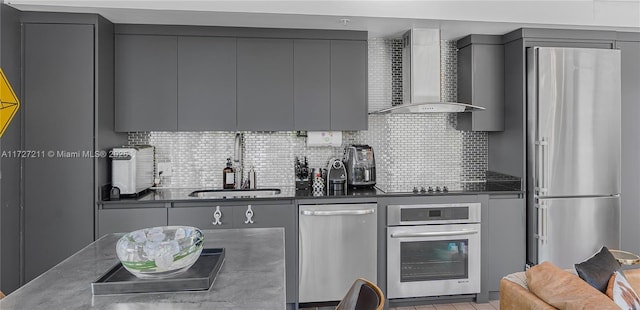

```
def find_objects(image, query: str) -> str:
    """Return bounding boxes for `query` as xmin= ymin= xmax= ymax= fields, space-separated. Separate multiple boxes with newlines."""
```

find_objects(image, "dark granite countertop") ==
xmin=100 ymin=172 xmax=522 ymax=205
xmin=0 ymin=228 xmax=286 ymax=310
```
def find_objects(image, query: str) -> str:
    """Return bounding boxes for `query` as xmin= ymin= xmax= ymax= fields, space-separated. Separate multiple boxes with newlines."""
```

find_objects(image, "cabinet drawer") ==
xmin=98 ymin=208 xmax=168 ymax=238
xmin=168 ymin=206 xmax=233 ymax=230
xmin=232 ymin=204 xmax=291 ymax=228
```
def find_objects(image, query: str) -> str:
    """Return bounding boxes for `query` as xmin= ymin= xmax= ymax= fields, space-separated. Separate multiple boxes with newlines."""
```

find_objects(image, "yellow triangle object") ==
xmin=0 ymin=67 xmax=20 ymax=138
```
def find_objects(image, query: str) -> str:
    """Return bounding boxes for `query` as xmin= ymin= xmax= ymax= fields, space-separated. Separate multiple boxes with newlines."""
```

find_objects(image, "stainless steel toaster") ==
xmin=111 ymin=145 xmax=154 ymax=195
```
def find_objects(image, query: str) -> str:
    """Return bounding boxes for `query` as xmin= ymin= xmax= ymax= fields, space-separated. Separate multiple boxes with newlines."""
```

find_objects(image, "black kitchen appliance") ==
xmin=343 ymin=144 xmax=376 ymax=187
xmin=326 ymin=158 xmax=347 ymax=194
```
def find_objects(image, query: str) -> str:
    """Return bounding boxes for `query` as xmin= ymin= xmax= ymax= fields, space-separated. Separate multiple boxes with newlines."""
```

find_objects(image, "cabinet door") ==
xmin=294 ymin=40 xmax=331 ymax=130
xmin=168 ymin=206 xmax=234 ymax=230
xmin=487 ymin=198 xmax=525 ymax=292
xmin=23 ymin=23 xmax=95 ymax=282
xmin=619 ymin=40 xmax=640 ymax=255
xmin=457 ymin=45 xmax=472 ymax=106
xmin=457 ymin=43 xmax=504 ymax=131
xmin=232 ymin=203 xmax=297 ymax=304
xmin=237 ymin=38 xmax=294 ymax=131
xmin=115 ymin=35 xmax=178 ymax=131
xmin=331 ymin=40 xmax=367 ymax=130
xmin=178 ymin=36 xmax=237 ymax=130
xmin=98 ymin=207 xmax=168 ymax=237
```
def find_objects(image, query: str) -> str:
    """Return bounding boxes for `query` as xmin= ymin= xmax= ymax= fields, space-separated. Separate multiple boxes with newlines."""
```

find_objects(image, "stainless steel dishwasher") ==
xmin=298 ymin=203 xmax=377 ymax=303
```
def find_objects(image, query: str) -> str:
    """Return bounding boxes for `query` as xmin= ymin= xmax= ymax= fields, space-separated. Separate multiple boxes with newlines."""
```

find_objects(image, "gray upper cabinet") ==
xmin=115 ymin=35 xmax=178 ymax=131
xmin=113 ymin=27 xmax=368 ymax=132
xmin=331 ymin=40 xmax=368 ymax=130
xmin=237 ymin=38 xmax=294 ymax=131
xmin=456 ymin=35 xmax=504 ymax=132
xmin=294 ymin=40 xmax=331 ymax=130
xmin=178 ymin=36 xmax=237 ymax=131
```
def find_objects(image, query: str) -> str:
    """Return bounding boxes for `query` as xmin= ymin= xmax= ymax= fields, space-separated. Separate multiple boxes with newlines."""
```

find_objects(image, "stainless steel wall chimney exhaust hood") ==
xmin=371 ymin=28 xmax=485 ymax=114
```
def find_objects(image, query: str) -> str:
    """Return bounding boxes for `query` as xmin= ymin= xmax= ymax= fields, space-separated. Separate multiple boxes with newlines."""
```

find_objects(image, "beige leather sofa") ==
xmin=500 ymin=266 xmax=640 ymax=309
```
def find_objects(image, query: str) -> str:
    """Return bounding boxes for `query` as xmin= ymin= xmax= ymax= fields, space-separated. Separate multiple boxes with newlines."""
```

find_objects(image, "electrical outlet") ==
xmin=157 ymin=162 xmax=172 ymax=177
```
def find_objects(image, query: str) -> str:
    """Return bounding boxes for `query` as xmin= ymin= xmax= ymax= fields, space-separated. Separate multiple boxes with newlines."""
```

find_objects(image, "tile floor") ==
xmin=303 ymin=300 xmax=500 ymax=310
xmin=391 ymin=300 xmax=500 ymax=310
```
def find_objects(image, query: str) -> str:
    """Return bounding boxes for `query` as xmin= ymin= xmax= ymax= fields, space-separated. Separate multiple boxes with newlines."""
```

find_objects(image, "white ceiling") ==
xmin=6 ymin=0 xmax=640 ymax=40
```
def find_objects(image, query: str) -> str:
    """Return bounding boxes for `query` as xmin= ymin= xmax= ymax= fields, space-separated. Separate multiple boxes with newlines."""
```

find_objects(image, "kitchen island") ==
xmin=0 ymin=228 xmax=286 ymax=309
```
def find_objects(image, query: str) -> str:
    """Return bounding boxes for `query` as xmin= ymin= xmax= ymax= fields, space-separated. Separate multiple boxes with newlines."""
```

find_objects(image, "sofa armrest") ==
xmin=500 ymin=278 xmax=556 ymax=310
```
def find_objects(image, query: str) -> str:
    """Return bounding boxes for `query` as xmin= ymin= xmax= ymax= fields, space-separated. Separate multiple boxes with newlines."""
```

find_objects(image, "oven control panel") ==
xmin=387 ymin=203 xmax=481 ymax=225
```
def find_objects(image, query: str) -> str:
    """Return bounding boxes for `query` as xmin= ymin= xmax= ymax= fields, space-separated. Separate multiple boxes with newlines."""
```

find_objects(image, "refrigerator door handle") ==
xmin=535 ymin=139 xmax=548 ymax=195
xmin=536 ymin=200 xmax=547 ymax=244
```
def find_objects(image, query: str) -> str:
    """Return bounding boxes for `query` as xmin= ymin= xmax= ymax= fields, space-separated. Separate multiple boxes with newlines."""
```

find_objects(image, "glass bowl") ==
xmin=115 ymin=226 xmax=204 ymax=279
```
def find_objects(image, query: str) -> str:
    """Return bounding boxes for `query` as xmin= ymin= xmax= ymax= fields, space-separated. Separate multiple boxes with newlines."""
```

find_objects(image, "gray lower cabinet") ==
xmin=177 ymin=36 xmax=237 ymax=130
xmin=98 ymin=206 xmax=168 ymax=237
xmin=294 ymin=39 xmax=331 ymax=130
xmin=237 ymin=38 xmax=294 ymax=131
xmin=168 ymin=204 xmax=234 ymax=230
xmin=168 ymin=201 xmax=297 ymax=304
xmin=456 ymin=35 xmax=504 ymax=131
xmin=23 ymin=23 xmax=95 ymax=282
xmin=618 ymin=38 xmax=640 ymax=255
xmin=487 ymin=197 xmax=525 ymax=292
xmin=115 ymin=34 xmax=178 ymax=131
xmin=331 ymin=40 xmax=368 ymax=130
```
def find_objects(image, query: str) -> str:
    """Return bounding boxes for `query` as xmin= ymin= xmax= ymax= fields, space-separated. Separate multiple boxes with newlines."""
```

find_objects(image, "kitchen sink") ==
xmin=188 ymin=188 xmax=281 ymax=198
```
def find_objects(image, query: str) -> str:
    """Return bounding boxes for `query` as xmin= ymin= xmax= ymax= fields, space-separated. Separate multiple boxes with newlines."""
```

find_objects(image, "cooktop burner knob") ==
xmin=435 ymin=186 xmax=441 ymax=192
xmin=420 ymin=186 xmax=426 ymax=193
xmin=443 ymin=186 xmax=449 ymax=192
xmin=412 ymin=187 xmax=418 ymax=193
xmin=427 ymin=186 xmax=433 ymax=192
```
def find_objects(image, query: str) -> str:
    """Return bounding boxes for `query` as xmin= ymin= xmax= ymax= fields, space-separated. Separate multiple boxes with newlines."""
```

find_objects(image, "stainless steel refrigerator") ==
xmin=527 ymin=47 xmax=621 ymax=269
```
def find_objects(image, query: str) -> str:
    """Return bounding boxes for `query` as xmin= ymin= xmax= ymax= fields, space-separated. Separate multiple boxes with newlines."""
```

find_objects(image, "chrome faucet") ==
xmin=234 ymin=132 xmax=244 ymax=189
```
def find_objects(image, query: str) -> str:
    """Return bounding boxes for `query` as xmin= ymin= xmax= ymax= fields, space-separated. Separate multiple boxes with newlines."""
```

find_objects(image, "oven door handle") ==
xmin=390 ymin=230 xmax=478 ymax=238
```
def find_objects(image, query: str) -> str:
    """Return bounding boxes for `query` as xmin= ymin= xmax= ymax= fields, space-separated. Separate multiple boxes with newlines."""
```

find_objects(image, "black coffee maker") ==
xmin=343 ymin=144 xmax=376 ymax=187
xmin=326 ymin=158 xmax=347 ymax=194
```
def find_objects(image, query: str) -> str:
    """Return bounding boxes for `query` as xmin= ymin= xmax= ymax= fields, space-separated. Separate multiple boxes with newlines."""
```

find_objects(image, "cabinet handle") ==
xmin=244 ymin=204 xmax=254 ymax=224
xmin=212 ymin=206 xmax=223 ymax=226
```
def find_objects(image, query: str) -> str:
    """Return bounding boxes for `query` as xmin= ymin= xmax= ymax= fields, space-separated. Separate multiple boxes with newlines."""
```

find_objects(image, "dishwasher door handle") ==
xmin=300 ymin=209 xmax=375 ymax=216
xmin=390 ymin=230 xmax=478 ymax=238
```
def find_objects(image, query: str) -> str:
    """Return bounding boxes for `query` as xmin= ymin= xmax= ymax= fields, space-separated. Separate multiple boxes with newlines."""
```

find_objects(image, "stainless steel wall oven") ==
xmin=387 ymin=203 xmax=481 ymax=299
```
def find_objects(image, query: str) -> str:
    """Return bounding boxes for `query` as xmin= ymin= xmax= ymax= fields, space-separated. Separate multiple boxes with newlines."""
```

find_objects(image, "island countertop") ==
xmin=0 ymin=228 xmax=286 ymax=310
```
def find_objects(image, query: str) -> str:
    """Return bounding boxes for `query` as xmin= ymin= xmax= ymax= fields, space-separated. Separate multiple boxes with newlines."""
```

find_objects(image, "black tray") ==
xmin=92 ymin=248 xmax=225 ymax=295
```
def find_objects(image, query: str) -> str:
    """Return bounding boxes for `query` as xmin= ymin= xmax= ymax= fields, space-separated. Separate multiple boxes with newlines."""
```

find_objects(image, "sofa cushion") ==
xmin=606 ymin=271 xmax=640 ymax=309
xmin=624 ymin=269 xmax=640 ymax=293
xmin=504 ymin=271 xmax=528 ymax=289
xmin=574 ymin=246 xmax=621 ymax=293
xmin=500 ymin=277 xmax=556 ymax=310
xmin=526 ymin=261 xmax=618 ymax=310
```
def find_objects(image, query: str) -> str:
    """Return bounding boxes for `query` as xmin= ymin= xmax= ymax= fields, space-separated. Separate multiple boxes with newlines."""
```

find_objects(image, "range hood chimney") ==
xmin=371 ymin=28 xmax=485 ymax=114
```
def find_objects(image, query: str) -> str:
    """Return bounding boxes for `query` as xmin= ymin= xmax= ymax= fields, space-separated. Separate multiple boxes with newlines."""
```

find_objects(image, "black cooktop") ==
xmin=378 ymin=180 xmax=522 ymax=195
